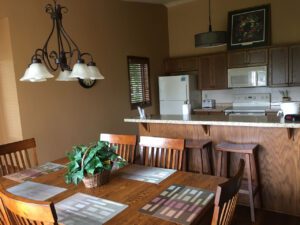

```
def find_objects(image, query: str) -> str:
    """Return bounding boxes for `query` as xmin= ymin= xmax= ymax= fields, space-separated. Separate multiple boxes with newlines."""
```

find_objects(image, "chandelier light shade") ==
xmin=20 ymin=0 xmax=104 ymax=84
xmin=56 ymin=69 xmax=77 ymax=81
xmin=20 ymin=59 xmax=54 ymax=82
xmin=195 ymin=0 xmax=227 ymax=48
xmin=87 ymin=62 xmax=105 ymax=80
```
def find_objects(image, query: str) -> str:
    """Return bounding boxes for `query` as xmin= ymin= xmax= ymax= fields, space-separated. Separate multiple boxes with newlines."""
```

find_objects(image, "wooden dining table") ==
xmin=0 ymin=158 xmax=226 ymax=225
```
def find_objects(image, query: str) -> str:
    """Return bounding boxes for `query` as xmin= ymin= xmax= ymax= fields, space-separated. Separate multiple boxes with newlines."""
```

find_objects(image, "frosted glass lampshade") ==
xmin=56 ymin=69 xmax=77 ymax=81
xmin=20 ymin=59 xmax=54 ymax=82
xmin=87 ymin=62 xmax=104 ymax=80
xmin=69 ymin=61 xmax=91 ymax=79
xmin=20 ymin=68 xmax=47 ymax=82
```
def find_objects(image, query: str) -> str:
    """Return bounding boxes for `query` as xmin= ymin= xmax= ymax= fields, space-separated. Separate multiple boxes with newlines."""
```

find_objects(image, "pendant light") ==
xmin=195 ymin=0 xmax=227 ymax=48
xmin=20 ymin=0 xmax=104 ymax=83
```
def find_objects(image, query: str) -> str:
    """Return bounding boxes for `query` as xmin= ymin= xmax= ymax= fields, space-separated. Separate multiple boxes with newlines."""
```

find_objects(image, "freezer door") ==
xmin=159 ymin=75 xmax=189 ymax=101
xmin=160 ymin=100 xmax=185 ymax=115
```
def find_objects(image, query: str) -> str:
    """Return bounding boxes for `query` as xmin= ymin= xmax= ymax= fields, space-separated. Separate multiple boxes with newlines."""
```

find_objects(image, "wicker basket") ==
xmin=82 ymin=170 xmax=110 ymax=188
xmin=81 ymin=145 xmax=111 ymax=188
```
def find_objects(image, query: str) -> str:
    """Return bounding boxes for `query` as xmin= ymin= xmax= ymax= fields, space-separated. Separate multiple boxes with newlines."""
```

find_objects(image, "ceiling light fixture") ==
xmin=20 ymin=0 xmax=104 ymax=84
xmin=194 ymin=0 xmax=227 ymax=48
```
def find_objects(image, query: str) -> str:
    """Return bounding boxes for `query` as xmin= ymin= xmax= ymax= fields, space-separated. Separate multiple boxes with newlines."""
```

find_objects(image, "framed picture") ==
xmin=227 ymin=4 xmax=271 ymax=50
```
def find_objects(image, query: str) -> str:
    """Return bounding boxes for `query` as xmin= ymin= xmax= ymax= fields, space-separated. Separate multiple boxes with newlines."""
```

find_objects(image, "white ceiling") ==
xmin=122 ymin=0 xmax=196 ymax=7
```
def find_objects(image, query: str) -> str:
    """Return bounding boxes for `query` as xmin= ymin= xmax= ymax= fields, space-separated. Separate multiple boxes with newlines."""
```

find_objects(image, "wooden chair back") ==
xmin=139 ymin=136 xmax=185 ymax=170
xmin=100 ymin=133 xmax=137 ymax=163
xmin=211 ymin=159 xmax=245 ymax=225
xmin=0 ymin=186 xmax=58 ymax=225
xmin=0 ymin=138 xmax=38 ymax=176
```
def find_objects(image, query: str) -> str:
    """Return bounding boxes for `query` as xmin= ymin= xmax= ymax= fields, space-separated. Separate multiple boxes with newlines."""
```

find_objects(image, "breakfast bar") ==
xmin=124 ymin=115 xmax=300 ymax=217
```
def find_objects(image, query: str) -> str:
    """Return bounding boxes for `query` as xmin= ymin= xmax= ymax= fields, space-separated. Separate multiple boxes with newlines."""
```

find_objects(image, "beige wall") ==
xmin=0 ymin=18 xmax=22 ymax=144
xmin=0 ymin=0 xmax=169 ymax=163
xmin=168 ymin=0 xmax=300 ymax=57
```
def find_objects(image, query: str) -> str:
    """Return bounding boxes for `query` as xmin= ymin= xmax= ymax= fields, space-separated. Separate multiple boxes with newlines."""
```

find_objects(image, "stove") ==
xmin=224 ymin=94 xmax=271 ymax=116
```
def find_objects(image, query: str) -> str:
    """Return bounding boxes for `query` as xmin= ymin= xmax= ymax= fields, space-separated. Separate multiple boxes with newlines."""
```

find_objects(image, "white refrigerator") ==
xmin=159 ymin=75 xmax=201 ymax=115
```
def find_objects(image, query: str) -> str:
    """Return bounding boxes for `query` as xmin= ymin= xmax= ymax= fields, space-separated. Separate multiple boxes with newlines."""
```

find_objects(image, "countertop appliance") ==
xmin=278 ymin=102 xmax=299 ymax=116
xmin=159 ymin=75 xmax=201 ymax=115
xmin=202 ymin=99 xmax=216 ymax=109
xmin=224 ymin=93 xmax=271 ymax=116
xmin=228 ymin=66 xmax=267 ymax=88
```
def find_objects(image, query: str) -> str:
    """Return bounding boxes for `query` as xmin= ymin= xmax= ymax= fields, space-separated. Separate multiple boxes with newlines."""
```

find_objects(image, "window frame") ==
xmin=127 ymin=56 xmax=151 ymax=110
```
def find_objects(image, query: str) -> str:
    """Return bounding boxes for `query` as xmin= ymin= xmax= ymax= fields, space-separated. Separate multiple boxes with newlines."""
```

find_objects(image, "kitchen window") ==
xmin=127 ymin=56 xmax=151 ymax=109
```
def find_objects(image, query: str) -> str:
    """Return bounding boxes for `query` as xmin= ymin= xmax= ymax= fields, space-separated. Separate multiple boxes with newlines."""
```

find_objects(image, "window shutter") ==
xmin=128 ymin=56 xmax=151 ymax=109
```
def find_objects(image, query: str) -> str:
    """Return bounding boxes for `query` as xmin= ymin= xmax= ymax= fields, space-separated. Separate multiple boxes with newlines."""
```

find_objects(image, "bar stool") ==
xmin=185 ymin=139 xmax=214 ymax=175
xmin=215 ymin=141 xmax=262 ymax=222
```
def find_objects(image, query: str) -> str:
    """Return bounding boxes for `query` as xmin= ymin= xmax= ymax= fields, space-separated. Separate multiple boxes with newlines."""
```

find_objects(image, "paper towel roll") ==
xmin=182 ymin=104 xmax=191 ymax=115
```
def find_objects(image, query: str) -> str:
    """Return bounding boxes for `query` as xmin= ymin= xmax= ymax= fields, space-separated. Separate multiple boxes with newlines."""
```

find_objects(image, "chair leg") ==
xmin=246 ymin=154 xmax=255 ymax=222
xmin=207 ymin=143 xmax=215 ymax=175
xmin=216 ymin=151 xmax=222 ymax=177
xmin=199 ymin=148 xmax=204 ymax=174
xmin=253 ymin=149 xmax=263 ymax=209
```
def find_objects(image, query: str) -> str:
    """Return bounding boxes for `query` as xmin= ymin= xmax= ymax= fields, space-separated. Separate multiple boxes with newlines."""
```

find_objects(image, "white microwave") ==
xmin=228 ymin=66 xmax=267 ymax=88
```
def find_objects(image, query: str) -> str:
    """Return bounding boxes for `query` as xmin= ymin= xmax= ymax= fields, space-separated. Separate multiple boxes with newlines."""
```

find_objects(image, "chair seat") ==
xmin=185 ymin=139 xmax=211 ymax=149
xmin=216 ymin=142 xmax=258 ymax=154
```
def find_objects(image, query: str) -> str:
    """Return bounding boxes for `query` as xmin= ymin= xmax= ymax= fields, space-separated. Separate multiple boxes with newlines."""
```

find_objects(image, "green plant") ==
xmin=65 ymin=140 xmax=127 ymax=185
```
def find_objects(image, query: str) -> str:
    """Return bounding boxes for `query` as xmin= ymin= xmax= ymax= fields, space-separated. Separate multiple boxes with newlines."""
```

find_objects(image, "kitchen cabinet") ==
xmin=164 ymin=56 xmax=198 ymax=74
xmin=289 ymin=45 xmax=300 ymax=86
xmin=228 ymin=48 xmax=268 ymax=68
xmin=199 ymin=53 xmax=227 ymax=90
xmin=268 ymin=46 xmax=289 ymax=87
xmin=193 ymin=111 xmax=224 ymax=116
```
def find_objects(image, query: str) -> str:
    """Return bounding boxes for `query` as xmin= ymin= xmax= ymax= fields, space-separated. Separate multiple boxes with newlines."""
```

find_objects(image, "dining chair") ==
xmin=139 ymin=136 xmax=185 ymax=170
xmin=211 ymin=159 xmax=245 ymax=225
xmin=0 ymin=186 xmax=59 ymax=225
xmin=100 ymin=133 xmax=137 ymax=163
xmin=0 ymin=138 xmax=38 ymax=176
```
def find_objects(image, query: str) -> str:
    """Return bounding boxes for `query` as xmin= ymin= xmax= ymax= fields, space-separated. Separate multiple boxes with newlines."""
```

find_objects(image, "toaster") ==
xmin=202 ymin=99 xmax=216 ymax=108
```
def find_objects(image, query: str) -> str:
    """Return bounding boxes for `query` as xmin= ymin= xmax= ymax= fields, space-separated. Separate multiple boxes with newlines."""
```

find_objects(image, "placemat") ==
xmin=4 ymin=162 xmax=66 ymax=182
xmin=7 ymin=181 xmax=67 ymax=201
xmin=119 ymin=164 xmax=176 ymax=184
xmin=140 ymin=184 xmax=215 ymax=225
xmin=56 ymin=193 xmax=128 ymax=225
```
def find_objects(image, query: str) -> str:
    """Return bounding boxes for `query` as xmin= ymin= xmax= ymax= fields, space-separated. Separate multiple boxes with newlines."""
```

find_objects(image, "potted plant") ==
xmin=65 ymin=140 xmax=127 ymax=188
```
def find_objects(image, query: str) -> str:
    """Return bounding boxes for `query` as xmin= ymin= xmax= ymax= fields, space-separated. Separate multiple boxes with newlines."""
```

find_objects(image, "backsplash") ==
xmin=202 ymin=86 xmax=300 ymax=106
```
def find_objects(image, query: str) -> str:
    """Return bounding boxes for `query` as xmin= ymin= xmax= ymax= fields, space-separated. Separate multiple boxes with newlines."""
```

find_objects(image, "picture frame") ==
xmin=227 ymin=4 xmax=271 ymax=50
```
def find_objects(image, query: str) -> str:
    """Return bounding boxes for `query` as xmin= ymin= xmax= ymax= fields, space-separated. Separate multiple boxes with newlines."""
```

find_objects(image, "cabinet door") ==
xmin=289 ymin=45 xmax=300 ymax=85
xmin=247 ymin=49 xmax=268 ymax=66
xmin=269 ymin=47 xmax=289 ymax=86
xmin=199 ymin=57 xmax=211 ymax=90
xmin=212 ymin=53 xmax=228 ymax=89
xmin=228 ymin=51 xmax=247 ymax=68
xmin=164 ymin=58 xmax=178 ymax=73
xmin=164 ymin=57 xmax=198 ymax=74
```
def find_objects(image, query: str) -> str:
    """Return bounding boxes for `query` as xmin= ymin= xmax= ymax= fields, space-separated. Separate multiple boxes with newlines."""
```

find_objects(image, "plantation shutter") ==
xmin=127 ymin=56 xmax=151 ymax=109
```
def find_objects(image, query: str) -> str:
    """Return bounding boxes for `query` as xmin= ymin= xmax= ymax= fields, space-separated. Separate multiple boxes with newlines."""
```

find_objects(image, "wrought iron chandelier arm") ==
xmin=80 ymin=52 xmax=94 ymax=62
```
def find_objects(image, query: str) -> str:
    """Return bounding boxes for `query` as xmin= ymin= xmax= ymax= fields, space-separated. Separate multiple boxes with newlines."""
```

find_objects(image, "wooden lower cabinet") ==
xmin=138 ymin=123 xmax=300 ymax=217
xmin=199 ymin=53 xmax=227 ymax=90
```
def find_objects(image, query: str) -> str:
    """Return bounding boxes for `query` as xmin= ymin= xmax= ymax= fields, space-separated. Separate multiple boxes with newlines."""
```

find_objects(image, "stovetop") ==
xmin=224 ymin=106 xmax=270 ymax=113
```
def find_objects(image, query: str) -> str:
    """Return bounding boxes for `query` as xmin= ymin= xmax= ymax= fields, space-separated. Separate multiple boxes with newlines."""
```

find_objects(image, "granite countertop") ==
xmin=124 ymin=114 xmax=300 ymax=128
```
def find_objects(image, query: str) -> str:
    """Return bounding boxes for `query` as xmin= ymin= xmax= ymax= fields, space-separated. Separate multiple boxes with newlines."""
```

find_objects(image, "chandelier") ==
xmin=20 ymin=0 xmax=104 ymax=83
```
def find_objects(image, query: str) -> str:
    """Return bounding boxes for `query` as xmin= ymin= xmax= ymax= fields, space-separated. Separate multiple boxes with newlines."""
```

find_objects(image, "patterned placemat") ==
xmin=4 ymin=162 xmax=66 ymax=182
xmin=7 ymin=181 xmax=67 ymax=201
xmin=119 ymin=164 xmax=176 ymax=184
xmin=140 ymin=184 xmax=215 ymax=225
xmin=56 ymin=193 xmax=128 ymax=225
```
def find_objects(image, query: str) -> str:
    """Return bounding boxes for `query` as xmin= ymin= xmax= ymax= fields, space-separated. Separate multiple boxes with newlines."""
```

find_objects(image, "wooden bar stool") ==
xmin=215 ymin=141 xmax=262 ymax=223
xmin=185 ymin=139 xmax=214 ymax=175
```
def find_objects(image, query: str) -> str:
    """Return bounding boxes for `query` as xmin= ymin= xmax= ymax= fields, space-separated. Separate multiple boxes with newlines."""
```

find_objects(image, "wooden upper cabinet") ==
xmin=199 ymin=53 xmax=227 ymax=90
xmin=289 ymin=45 xmax=300 ymax=86
xmin=164 ymin=57 xmax=198 ymax=74
xmin=268 ymin=47 xmax=289 ymax=87
xmin=228 ymin=48 xmax=268 ymax=68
